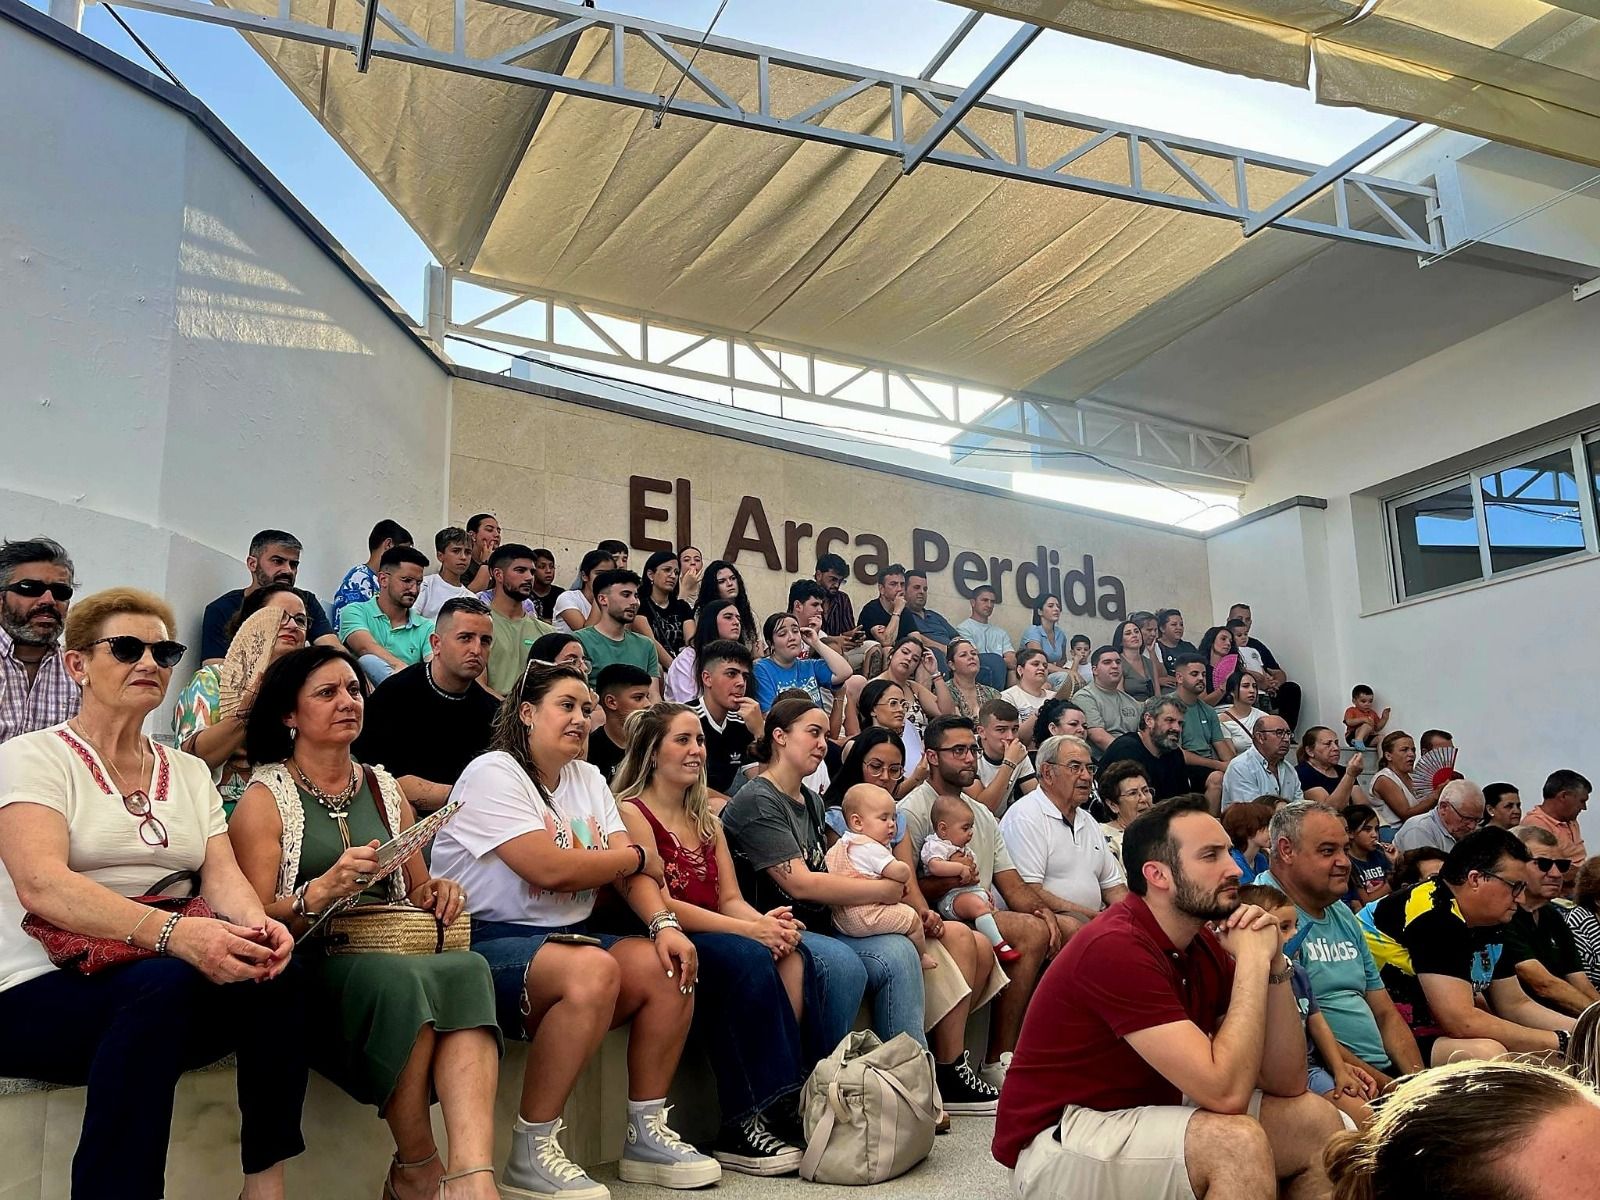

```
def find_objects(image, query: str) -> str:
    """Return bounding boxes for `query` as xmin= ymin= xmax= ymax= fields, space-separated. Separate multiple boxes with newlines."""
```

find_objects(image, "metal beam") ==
xmin=354 ymin=0 xmax=379 ymax=71
xmin=103 ymin=0 xmax=1442 ymax=254
xmin=1241 ymin=117 xmax=1418 ymax=236
xmin=919 ymin=9 xmax=981 ymax=79
xmin=431 ymin=269 xmax=1252 ymax=484
xmin=902 ymin=22 xmax=1041 ymax=174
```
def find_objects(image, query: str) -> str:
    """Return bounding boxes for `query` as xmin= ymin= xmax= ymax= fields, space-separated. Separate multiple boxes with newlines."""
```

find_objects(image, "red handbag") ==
xmin=22 ymin=870 xmax=215 ymax=975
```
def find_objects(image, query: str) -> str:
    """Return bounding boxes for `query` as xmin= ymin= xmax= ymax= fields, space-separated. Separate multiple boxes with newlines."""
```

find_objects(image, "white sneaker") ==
xmin=979 ymin=1051 xmax=1013 ymax=1091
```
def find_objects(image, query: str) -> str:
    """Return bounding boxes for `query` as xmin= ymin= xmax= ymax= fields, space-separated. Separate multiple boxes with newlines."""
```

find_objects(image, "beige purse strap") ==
xmin=799 ymin=1081 xmax=841 ymax=1181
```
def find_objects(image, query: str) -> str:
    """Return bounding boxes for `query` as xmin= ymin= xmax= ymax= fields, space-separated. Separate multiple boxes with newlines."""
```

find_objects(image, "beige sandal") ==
xmin=438 ymin=1166 xmax=496 ymax=1197
xmin=383 ymin=1149 xmax=440 ymax=1200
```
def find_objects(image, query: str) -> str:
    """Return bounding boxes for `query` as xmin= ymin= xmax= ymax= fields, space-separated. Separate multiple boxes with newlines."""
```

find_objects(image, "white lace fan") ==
xmin=1411 ymin=746 xmax=1459 ymax=795
xmin=216 ymin=608 xmax=286 ymax=720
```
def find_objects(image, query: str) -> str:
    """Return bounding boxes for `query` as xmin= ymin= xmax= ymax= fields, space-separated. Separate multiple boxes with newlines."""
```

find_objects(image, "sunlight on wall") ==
xmin=1011 ymin=470 xmax=1240 ymax=530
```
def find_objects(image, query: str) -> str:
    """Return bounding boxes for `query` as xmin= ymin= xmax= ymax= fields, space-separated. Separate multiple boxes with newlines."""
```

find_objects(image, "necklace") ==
xmin=292 ymin=759 xmax=361 ymax=847
xmin=424 ymin=661 xmax=466 ymax=701
xmin=69 ymin=719 xmax=147 ymax=798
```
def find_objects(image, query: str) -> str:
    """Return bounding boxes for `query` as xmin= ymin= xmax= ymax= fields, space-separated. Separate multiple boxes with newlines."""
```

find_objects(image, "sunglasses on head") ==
xmin=88 ymin=636 xmax=187 ymax=669
xmin=4 ymin=579 xmax=73 ymax=603
xmin=1533 ymin=857 xmax=1574 ymax=874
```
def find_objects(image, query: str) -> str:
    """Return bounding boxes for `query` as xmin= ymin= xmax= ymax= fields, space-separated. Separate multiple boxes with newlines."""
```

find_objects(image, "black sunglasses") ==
xmin=4 ymin=579 xmax=73 ymax=603
xmin=88 ymin=636 xmax=187 ymax=669
xmin=1533 ymin=857 xmax=1574 ymax=874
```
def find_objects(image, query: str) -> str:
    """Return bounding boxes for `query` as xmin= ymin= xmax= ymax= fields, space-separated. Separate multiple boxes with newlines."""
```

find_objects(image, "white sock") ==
xmin=628 ymin=1097 xmax=665 ymax=1117
xmin=516 ymin=1115 xmax=558 ymax=1135
xmin=974 ymin=913 xmax=1004 ymax=945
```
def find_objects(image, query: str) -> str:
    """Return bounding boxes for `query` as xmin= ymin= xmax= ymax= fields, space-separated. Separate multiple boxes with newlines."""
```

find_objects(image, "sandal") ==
xmin=383 ymin=1149 xmax=440 ymax=1200
xmin=438 ymin=1166 xmax=496 ymax=1197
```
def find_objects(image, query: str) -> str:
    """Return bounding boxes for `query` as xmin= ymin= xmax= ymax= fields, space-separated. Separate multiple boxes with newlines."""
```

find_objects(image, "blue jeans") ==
xmin=801 ymin=930 xmax=927 ymax=1050
xmin=357 ymin=653 xmax=397 ymax=685
xmin=690 ymin=933 xmax=807 ymax=1124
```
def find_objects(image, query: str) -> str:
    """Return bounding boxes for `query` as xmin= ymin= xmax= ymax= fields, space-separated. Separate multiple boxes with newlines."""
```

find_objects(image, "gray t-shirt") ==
xmin=721 ymin=776 xmax=832 ymax=932
xmin=1072 ymin=684 xmax=1143 ymax=755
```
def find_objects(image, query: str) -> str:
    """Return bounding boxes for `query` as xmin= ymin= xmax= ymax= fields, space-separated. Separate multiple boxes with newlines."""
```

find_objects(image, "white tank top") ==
xmin=1369 ymin=767 xmax=1414 ymax=828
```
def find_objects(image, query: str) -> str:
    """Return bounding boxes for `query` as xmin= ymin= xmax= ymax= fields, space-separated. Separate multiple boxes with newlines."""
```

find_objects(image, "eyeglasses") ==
xmin=1532 ymin=857 xmax=1574 ymax=874
xmin=1259 ymin=728 xmax=1292 ymax=738
xmin=121 ymin=789 xmax=170 ymax=848
xmin=877 ymin=698 xmax=906 ymax=710
xmin=1119 ymin=785 xmax=1156 ymax=799
xmin=936 ymin=744 xmax=978 ymax=758
xmin=1482 ymin=870 xmax=1527 ymax=899
xmin=279 ymin=612 xmax=309 ymax=628
xmin=1051 ymin=759 xmax=1094 ymax=775
xmin=4 ymin=579 xmax=73 ymax=603
xmin=88 ymin=636 xmax=186 ymax=669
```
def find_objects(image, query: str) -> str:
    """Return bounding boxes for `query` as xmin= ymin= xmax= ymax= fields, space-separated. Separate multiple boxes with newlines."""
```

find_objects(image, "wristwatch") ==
xmin=1267 ymin=954 xmax=1294 ymax=986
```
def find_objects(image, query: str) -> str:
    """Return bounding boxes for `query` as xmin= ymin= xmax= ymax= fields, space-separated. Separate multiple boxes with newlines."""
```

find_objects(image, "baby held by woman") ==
xmin=825 ymin=784 xmax=938 ymax=968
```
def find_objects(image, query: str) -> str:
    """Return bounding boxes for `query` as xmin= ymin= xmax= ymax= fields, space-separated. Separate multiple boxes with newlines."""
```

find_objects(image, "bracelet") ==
xmin=1267 ymin=954 xmax=1294 ymax=986
xmin=647 ymin=910 xmax=681 ymax=939
xmin=291 ymin=881 xmax=319 ymax=919
xmin=125 ymin=907 xmax=157 ymax=948
xmin=154 ymin=912 xmax=182 ymax=957
xmin=1557 ymin=1029 xmax=1571 ymax=1055
xmin=629 ymin=844 xmax=647 ymax=877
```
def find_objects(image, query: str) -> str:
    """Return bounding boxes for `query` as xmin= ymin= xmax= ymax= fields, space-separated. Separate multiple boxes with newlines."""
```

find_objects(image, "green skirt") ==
xmin=302 ymin=948 xmax=501 ymax=1111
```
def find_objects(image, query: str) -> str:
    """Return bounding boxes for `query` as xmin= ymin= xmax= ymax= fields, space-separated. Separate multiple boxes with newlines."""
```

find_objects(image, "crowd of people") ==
xmin=0 ymin=524 xmax=1594 ymax=1200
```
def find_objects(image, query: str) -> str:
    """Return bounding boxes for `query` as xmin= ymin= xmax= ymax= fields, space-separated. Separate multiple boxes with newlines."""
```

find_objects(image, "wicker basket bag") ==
xmin=322 ymin=903 xmax=470 ymax=956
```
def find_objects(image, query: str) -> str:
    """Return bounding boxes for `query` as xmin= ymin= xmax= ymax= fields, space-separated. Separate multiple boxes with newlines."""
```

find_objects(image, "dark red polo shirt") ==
xmin=992 ymin=893 xmax=1236 ymax=1169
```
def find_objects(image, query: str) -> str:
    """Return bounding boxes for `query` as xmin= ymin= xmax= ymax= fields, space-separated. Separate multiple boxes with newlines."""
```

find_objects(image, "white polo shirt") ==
xmin=997 ymin=790 xmax=1125 ymax=912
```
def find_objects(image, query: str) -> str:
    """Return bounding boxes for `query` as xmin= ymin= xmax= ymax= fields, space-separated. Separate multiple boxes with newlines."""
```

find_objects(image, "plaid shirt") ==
xmin=0 ymin=628 xmax=81 ymax=745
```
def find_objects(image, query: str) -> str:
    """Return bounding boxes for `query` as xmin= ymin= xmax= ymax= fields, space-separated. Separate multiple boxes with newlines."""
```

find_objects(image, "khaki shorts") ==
xmin=1011 ymin=1091 xmax=1263 ymax=1200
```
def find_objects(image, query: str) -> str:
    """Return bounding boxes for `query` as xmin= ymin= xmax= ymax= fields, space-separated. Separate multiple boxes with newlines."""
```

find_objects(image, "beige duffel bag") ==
xmin=798 ymin=1031 xmax=939 ymax=1184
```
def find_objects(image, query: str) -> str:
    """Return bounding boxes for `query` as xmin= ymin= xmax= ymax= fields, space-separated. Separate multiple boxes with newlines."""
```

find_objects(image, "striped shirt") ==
xmin=0 ymin=629 xmax=80 ymax=745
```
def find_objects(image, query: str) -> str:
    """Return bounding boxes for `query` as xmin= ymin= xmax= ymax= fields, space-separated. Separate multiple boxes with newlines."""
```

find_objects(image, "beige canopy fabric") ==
xmin=959 ymin=1 xmax=1600 ymax=169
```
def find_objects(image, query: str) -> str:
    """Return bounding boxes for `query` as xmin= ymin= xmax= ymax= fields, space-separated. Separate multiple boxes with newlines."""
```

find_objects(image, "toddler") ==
xmin=824 ymin=785 xmax=937 ymax=969
xmin=1342 ymin=684 xmax=1390 ymax=748
xmin=920 ymin=794 xmax=1021 ymax=963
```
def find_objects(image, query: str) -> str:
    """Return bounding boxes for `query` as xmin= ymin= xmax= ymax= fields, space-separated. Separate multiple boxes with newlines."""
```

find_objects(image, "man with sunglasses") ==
xmin=1501 ymin=825 xmax=1600 ymax=1017
xmin=1360 ymin=827 xmax=1575 ymax=1064
xmin=1393 ymin=778 xmax=1486 ymax=855
xmin=200 ymin=529 xmax=338 ymax=662
xmin=0 ymin=538 xmax=79 ymax=744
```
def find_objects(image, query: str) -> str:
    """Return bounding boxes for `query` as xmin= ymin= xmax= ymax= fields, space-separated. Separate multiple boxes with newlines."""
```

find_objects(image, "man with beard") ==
xmin=574 ymin=570 xmax=661 ymax=699
xmin=1500 ymin=824 xmax=1600 ymax=1017
xmin=1255 ymin=802 xmax=1426 ymax=1089
xmin=353 ymin=597 xmax=498 ymax=811
xmin=483 ymin=543 xmax=554 ymax=696
xmin=1221 ymin=714 xmax=1303 ymax=810
xmin=200 ymin=528 xmax=338 ymax=661
xmin=0 ymin=538 xmax=79 ymax=743
xmin=337 ymin=545 xmax=434 ymax=684
xmin=901 ymin=715 xmax=1063 ymax=1090
xmin=995 ymin=795 xmax=1341 ymax=1200
xmin=1100 ymin=697 xmax=1192 ymax=802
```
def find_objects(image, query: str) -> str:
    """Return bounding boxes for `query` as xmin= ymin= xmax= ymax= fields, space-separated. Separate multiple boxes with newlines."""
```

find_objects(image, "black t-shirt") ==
xmin=1503 ymin=904 xmax=1582 ymax=979
xmin=639 ymin=595 xmax=693 ymax=655
xmin=202 ymin=588 xmax=334 ymax=660
xmin=693 ymin=697 xmax=752 ymax=795
xmin=1366 ymin=879 xmax=1514 ymax=1038
xmin=351 ymin=662 xmax=498 ymax=791
xmin=587 ymin=726 xmax=629 ymax=784
xmin=858 ymin=599 xmax=919 ymax=643
xmin=721 ymin=776 xmax=832 ymax=933
xmin=1099 ymin=731 xmax=1189 ymax=800
xmin=528 ymin=587 xmax=558 ymax=624
xmin=1156 ymin=638 xmax=1200 ymax=678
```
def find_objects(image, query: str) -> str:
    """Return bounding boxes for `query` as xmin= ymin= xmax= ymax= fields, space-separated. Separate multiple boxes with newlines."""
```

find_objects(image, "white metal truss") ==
xmin=432 ymin=267 xmax=1252 ymax=485
xmin=100 ymin=0 xmax=1442 ymax=254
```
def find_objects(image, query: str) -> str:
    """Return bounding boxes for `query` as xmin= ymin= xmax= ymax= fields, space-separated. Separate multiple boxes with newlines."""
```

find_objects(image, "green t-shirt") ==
xmin=336 ymin=597 xmax=433 ymax=666
xmin=487 ymin=609 xmax=554 ymax=695
xmin=574 ymin=625 xmax=660 ymax=685
xmin=1179 ymin=696 xmax=1225 ymax=759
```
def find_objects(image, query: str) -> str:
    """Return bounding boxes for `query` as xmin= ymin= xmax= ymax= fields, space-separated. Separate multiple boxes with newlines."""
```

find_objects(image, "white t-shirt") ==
xmin=433 ymin=751 xmax=627 ymax=927
xmin=1000 ymin=685 xmax=1047 ymax=726
xmin=920 ymin=834 xmax=963 ymax=869
xmin=416 ymin=574 xmax=477 ymax=619
xmin=997 ymin=791 xmax=1125 ymax=913
xmin=841 ymin=832 xmax=894 ymax=878
xmin=1218 ymin=706 xmax=1263 ymax=755
xmin=552 ymin=590 xmax=591 ymax=626
xmin=0 ymin=726 xmax=226 ymax=993
xmin=976 ymin=750 xmax=1037 ymax=818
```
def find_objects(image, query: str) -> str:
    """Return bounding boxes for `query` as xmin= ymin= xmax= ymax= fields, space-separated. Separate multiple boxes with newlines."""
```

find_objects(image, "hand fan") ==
xmin=1412 ymin=746 xmax=1459 ymax=794
xmin=217 ymin=608 xmax=287 ymax=720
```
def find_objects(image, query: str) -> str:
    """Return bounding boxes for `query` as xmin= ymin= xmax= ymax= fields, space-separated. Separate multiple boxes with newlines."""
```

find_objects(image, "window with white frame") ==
xmin=1387 ymin=432 xmax=1600 ymax=601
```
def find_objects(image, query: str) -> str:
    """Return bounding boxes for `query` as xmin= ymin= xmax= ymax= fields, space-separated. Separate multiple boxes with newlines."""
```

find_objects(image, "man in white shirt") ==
xmin=1000 ymin=734 xmax=1127 ymax=928
xmin=1220 ymin=715 xmax=1303 ymax=809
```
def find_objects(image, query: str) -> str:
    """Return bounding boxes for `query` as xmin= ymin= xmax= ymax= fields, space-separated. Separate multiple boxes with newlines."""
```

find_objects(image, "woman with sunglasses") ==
xmin=0 ymin=588 xmax=307 ymax=1200
xmin=172 ymin=582 xmax=309 ymax=815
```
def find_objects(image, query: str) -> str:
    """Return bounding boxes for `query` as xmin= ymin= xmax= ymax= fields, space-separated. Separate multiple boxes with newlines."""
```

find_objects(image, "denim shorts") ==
xmin=937 ymin=884 xmax=993 ymax=922
xmin=470 ymin=918 xmax=630 ymax=1039
xmin=1308 ymin=1065 xmax=1337 ymax=1096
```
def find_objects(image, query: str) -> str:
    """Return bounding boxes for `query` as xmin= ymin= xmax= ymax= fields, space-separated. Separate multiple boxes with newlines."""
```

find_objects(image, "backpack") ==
xmin=798 ymin=1030 xmax=939 ymax=1184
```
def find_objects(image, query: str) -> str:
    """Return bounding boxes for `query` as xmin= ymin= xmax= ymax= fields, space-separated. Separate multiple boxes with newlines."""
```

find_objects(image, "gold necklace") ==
xmin=69 ymin=720 xmax=147 ymax=796
xmin=292 ymin=759 xmax=360 ymax=847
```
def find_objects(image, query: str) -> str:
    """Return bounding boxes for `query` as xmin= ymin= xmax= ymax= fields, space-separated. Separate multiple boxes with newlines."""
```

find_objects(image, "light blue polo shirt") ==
xmin=337 ymin=596 xmax=433 ymax=666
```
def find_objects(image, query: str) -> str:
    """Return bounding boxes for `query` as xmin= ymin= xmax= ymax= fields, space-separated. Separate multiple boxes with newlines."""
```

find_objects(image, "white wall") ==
xmin=1234 ymin=293 xmax=1600 ymax=842
xmin=0 ymin=20 xmax=451 ymax=671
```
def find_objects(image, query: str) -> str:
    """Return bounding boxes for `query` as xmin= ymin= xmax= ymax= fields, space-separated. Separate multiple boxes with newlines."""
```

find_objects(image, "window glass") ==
xmin=1393 ymin=481 xmax=1481 ymax=597
xmin=1480 ymin=448 xmax=1584 ymax=574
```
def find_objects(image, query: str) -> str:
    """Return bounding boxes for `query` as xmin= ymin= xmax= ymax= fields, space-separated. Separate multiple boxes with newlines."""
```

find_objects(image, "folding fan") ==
xmin=1412 ymin=746 xmax=1459 ymax=795
xmin=216 ymin=608 xmax=288 ymax=720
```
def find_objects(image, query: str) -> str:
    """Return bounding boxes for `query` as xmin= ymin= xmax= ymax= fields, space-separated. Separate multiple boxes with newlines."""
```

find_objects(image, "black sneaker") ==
xmin=936 ymin=1050 xmax=1000 ymax=1114
xmin=763 ymin=1092 xmax=806 ymax=1152
xmin=713 ymin=1114 xmax=803 ymax=1177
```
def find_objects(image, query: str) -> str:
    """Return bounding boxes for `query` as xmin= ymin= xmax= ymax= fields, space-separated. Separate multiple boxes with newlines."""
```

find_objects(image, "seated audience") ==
xmin=827 ymin=784 xmax=937 ymax=968
xmin=1503 ymin=824 xmax=1600 ymax=1016
xmin=846 ymin=679 xmax=925 ymax=798
xmin=1099 ymin=696 xmax=1190 ymax=802
xmin=330 ymin=519 xmax=412 ymax=630
xmin=174 ymin=582 xmax=308 ymax=813
xmin=0 ymin=587 xmax=307 ymax=1199
xmin=1111 ymin=618 xmax=1154 ymax=702
xmin=352 ymin=598 xmax=499 ymax=811
xmin=338 ymin=545 xmax=434 ymax=685
xmin=1150 ymin=606 xmax=1198 ymax=680
xmin=1223 ymin=801 xmax=1273 ymax=883
xmin=1254 ymin=802 xmax=1426 ymax=1088
xmin=552 ymin=548 xmax=614 ymax=632
xmin=858 ymin=563 xmax=918 ymax=648
xmin=1524 ymin=768 xmax=1591 ymax=877
xmin=1239 ymin=883 xmax=1376 ymax=1129
xmin=460 ymin=513 xmax=500 ymax=594
xmin=573 ymin=570 xmax=661 ymax=698
xmin=1483 ymin=781 xmax=1523 ymax=830
xmin=1066 ymin=632 xmax=1093 ymax=689
xmin=230 ymin=646 xmax=499 ymax=1200
xmin=1096 ymin=759 xmax=1153 ymax=867
xmin=690 ymin=639 xmax=762 ymax=800
xmin=812 ymin=553 xmax=859 ymax=648
xmin=0 ymin=536 xmax=80 ymax=743
xmin=674 ymin=546 xmax=705 ymax=607
xmin=1369 ymin=731 xmax=1437 ymax=834
xmin=586 ymin=664 xmax=654 ymax=784
xmin=999 ymin=648 xmax=1051 ymax=743
xmin=998 ymin=735 xmax=1128 ymax=929
xmin=1071 ymin=646 xmax=1141 ymax=760
xmin=612 ymin=703 xmax=816 ymax=1175
xmin=956 ymin=586 xmax=1015 ymax=689
xmin=1034 ymin=696 xmax=1087 ymax=746
xmin=1130 ymin=612 xmax=1167 ymax=691
xmin=1020 ymin=595 xmax=1070 ymax=686
xmin=1342 ymin=804 xmax=1395 ymax=909
xmin=634 ymin=551 xmax=693 ymax=667
xmin=919 ymin=792 xmax=1020 ymax=964
xmin=1342 ymin=684 xmax=1389 ymax=748
xmin=785 ymin=579 xmax=827 ymax=640
xmin=202 ymin=528 xmax=337 ymax=661
xmin=1227 ymin=603 xmax=1301 ymax=731
xmin=902 ymin=715 xmax=1064 ymax=1089
xmin=688 ymin=561 xmax=761 ymax=658
xmin=1419 ymin=729 xmax=1454 ymax=753
xmin=752 ymin=613 xmax=850 ymax=711
xmin=483 ymin=545 xmax=555 ymax=697
xmin=943 ymin=636 xmax=999 ymax=722
xmin=903 ymin=570 xmax=958 ymax=667
xmin=1295 ymin=726 xmax=1367 ymax=810
xmin=1220 ymin=714 xmax=1302 ymax=810
xmin=1560 ymin=857 xmax=1600 ymax=990
xmin=843 ymin=636 xmax=945 ymax=761
xmin=526 ymin=547 xmax=560 ymax=624
xmin=1324 ymin=1060 xmax=1600 ymax=1198
xmin=1170 ymin=653 xmax=1230 ymax=806
xmin=416 ymin=526 xmax=478 ymax=619
xmin=664 ymin=598 xmax=743 ymax=704
xmin=971 ymin=698 xmax=1038 ymax=816
xmin=529 ymin=632 xmax=590 ymax=675
xmin=1392 ymin=778 xmax=1484 ymax=854
xmin=993 ymin=794 xmax=1341 ymax=1200
xmin=1359 ymin=827 xmax=1576 ymax=1060
xmin=1387 ymin=846 xmax=1446 ymax=892
xmin=433 ymin=662 xmax=719 ymax=1198
xmin=1216 ymin=666 xmax=1264 ymax=755
xmin=1196 ymin=625 xmax=1236 ymax=706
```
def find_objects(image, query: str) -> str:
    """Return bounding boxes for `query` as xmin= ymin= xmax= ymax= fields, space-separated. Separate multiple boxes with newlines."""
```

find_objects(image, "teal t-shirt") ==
xmin=1180 ymin=697 xmax=1225 ymax=758
xmin=1257 ymin=869 xmax=1391 ymax=1069
xmin=336 ymin=597 xmax=433 ymax=666
xmin=574 ymin=626 xmax=659 ymax=685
